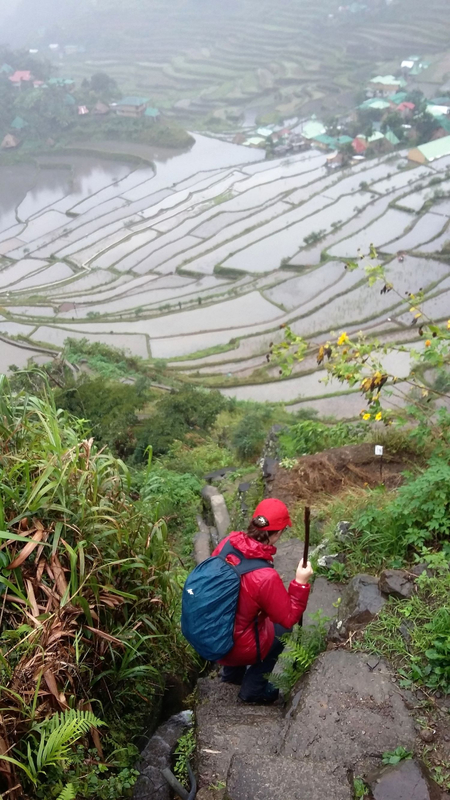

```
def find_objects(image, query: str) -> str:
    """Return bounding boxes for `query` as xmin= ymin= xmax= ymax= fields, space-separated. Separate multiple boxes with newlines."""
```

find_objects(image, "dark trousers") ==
xmin=221 ymin=624 xmax=291 ymax=700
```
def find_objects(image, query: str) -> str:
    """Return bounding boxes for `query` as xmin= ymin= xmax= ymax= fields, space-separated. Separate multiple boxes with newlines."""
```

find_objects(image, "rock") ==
xmin=411 ymin=563 xmax=429 ymax=577
xmin=368 ymin=758 xmax=442 ymax=800
xmin=227 ymin=753 xmax=352 ymax=800
xmin=197 ymin=789 xmax=226 ymax=800
xmin=280 ymin=650 xmax=415 ymax=775
xmin=201 ymin=487 xmax=231 ymax=541
xmin=379 ymin=569 xmax=414 ymax=599
xmin=262 ymin=456 xmax=277 ymax=480
xmin=400 ymin=620 xmax=413 ymax=643
xmin=194 ymin=531 xmax=211 ymax=564
xmin=335 ymin=520 xmax=353 ymax=541
xmin=133 ymin=710 xmax=193 ymax=800
xmin=337 ymin=574 xmax=386 ymax=630
xmin=317 ymin=553 xmax=341 ymax=568
xmin=420 ymin=728 xmax=435 ymax=743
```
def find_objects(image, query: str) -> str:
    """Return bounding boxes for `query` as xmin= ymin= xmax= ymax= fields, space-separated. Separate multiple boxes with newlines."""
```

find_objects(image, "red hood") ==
xmin=228 ymin=530 xmax=276 ymax=561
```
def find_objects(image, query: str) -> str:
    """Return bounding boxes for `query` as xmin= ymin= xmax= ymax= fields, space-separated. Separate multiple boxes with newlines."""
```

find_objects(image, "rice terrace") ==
xmin=1 ymin=134 xmax=450 ymax=417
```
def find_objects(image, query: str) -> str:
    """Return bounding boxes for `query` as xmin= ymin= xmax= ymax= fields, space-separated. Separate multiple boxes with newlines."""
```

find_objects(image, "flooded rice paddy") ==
xmin=1 ymin=133 xmax=450 ymax=415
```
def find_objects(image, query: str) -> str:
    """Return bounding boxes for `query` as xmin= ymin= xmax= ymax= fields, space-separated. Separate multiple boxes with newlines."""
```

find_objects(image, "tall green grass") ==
xmin=0 ymin=373 xmax=195 ymax=799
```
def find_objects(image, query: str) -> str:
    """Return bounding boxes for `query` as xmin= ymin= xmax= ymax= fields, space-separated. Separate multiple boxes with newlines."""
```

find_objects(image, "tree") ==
xmin=88 ymin=71 xmax=118 ymax=100
xmin=271 ymin=247 xmax=450 ymax=439
xmin=133 ymin=387 xmax=229 ymax=459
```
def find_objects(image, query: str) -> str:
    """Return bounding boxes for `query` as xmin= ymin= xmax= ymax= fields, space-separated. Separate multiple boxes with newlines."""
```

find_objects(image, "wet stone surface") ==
xmin=368 ymin=758 xmax=444 ymax=800
xmin=279 ymin=650 xmax=415 ymax=775
xmin=379 ymin=569 xmax=415 ymax=599
xmin=133 ymin=710 xmax=193 ymax=800
xmin=336 ymin=573 xmax=386 ymax=630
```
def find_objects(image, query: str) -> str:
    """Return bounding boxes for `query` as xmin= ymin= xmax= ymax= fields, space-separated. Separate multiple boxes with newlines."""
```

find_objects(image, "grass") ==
xmin=360 ymin=560 xmax=450 ymax=694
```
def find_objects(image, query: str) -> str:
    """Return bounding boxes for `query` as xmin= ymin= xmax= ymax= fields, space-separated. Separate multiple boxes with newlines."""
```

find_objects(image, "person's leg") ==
xmin=221 ymin=665 xmax=247 ymax=685
xmin=238 ymin=624 xmax=291 ymax=702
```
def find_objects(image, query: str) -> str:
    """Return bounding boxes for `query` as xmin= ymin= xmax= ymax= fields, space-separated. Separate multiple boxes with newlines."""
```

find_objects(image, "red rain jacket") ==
xmin=212 ymin=531 xmax=310 ymax=666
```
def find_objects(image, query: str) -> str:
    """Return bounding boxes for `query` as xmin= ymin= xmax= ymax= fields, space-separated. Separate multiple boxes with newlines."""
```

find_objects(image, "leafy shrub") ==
xmin=232 ymin=410 xmax=268 ymax=460
xmin=279 ymin=420 xmax=367 ymax=458
xmin=134 ymin=388 xmax=229 ymax=458
xmin=0 ymin=375 xmax=194 ymax=798
xmin=270 ymin=611 xmax=330 ymax=695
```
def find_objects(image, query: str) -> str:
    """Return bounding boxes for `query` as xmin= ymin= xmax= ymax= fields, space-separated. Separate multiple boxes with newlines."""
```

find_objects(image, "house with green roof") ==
xmin=116 ymin=97 xmax=150 ymax=118
xmin=360 ymin=98 xmax=391 ymax=111
xmin=409 ymin=135 xmax=450 ymax=164
xmin=389 ymin=91 xmax=408 ymax=105
xmin=385 ymin=129 xmax=400 ymax=146
xmin=300 ymin=119 xmax=326 ymax=140
xmin=11 ymin=117 xmax=27 ymax=131
xmin=145 ymin=107 xmax=160 ymax=120
xmin=0 ymin=64 xmax=13 ymax=75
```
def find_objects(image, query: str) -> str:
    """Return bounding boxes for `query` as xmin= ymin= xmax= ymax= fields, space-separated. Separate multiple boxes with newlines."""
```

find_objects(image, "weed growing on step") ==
xmin=382 ymin=746 xmax=413 ymax=765
xmin=353 ymin=777 xmax=370 ymax=798
xmin=173 ymin=727 xmax=196 ymax=789
xmin=270 ymin=611 xmax=330 ymax=695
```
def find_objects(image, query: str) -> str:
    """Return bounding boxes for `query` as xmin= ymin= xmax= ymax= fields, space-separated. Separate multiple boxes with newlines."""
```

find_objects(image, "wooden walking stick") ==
xmin=299 ymin=506 xmax=310 ymax=628
xmin=303 ymin=505 xmax=310 ymax=568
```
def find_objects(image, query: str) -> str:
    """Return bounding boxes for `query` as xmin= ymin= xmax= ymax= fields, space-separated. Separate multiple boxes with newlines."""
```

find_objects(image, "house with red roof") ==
xmin=352 ymin=136 xmax=368 ymax=154
xmin=9 ymin=71 xmax=34 ymax=86
xmin=396 ymin=101 xmax=415 ymax=118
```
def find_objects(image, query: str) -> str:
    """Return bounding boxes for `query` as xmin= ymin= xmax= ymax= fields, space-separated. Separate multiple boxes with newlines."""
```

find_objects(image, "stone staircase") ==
xmin=195 ymin=541 xmax=419 ymax=800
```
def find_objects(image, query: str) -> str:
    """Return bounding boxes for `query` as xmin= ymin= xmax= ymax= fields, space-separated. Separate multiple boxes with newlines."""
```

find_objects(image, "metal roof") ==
xmin=117 ymin=96 xmax=149 ymax=107
xmin=415 ymin=135 xmax=450 ymax=162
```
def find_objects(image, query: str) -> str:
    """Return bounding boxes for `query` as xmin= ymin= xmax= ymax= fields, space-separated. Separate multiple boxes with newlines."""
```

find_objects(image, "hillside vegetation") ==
xmin=7 ymin=0 xmax=450 ymax=123
xmin=2 ymin=307 xmax=450 ymax=793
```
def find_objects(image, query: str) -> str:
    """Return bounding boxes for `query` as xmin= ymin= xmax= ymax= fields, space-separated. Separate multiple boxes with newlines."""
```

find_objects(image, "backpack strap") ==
xmin=218 ymin=540 xmax=274 ymax=576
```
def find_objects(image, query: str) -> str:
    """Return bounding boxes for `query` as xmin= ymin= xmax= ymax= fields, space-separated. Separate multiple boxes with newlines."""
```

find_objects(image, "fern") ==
xmin=56 ymin=784 xmax=76 ymax=800
xmin=0 ymin=709 xmax=104 ymax=784
xmin=271 ymin=611 xmax=330 ymax=695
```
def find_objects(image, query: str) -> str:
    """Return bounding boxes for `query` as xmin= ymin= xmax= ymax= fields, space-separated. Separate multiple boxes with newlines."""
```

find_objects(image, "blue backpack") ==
xmin=181 ymin=540 xmax=273 ymax=661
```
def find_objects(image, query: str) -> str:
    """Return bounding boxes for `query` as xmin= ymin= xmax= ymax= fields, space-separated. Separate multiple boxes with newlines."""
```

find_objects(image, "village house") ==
xmin=11 ymin=117 xmax=27 ymax=132
xmin=1 ymin=134 xmax=20 ymax=149
xmin=116 ymin=96 xmax=150 ymax=118
xmin=144 ymin=107 xmax=161 ymax=121
xmin=93 ymin=101 xmax=110 ymax=115
xmin=367 ymin=75 xmax=406 ymax=98
xmin=408 ymin=135 xmax=450 ymax=164
xmin=9 ymin=70 xmax=34 ymax=87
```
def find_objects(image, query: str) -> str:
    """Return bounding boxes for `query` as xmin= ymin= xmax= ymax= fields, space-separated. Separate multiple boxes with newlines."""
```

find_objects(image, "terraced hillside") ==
xmin=1 ymin=134 xmax=450 ymax=417
xmin=7 ymin=0 xmax=450 ymax=122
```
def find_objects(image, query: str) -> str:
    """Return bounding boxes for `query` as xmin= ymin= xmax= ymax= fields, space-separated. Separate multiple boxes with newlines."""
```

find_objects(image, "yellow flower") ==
xmin=337 ymin=332 xmax=349 ymax=346
xmin=425 ymin=339 xmax=431 ymax=347
xmin=447 ymin=319 xmax=450 ymax=330
xmin=375 ymin=412 xmax=382 ymax=421
xmin=363 ymin=413 xmax=371 ymax=421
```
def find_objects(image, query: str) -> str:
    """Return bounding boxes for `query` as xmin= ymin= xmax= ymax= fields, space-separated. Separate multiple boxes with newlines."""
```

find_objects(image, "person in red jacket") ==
xmin=212 ymin=497 xmax=313 ymax=704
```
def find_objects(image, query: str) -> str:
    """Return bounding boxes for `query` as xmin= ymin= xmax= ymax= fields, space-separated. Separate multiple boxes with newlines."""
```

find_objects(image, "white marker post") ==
xmin=375 ymin=445 xmax=384 ymax=482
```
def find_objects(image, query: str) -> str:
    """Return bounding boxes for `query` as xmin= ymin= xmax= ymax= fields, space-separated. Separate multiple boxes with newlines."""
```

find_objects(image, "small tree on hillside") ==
xmin=271 ymin=247 xmax=450 ymax=444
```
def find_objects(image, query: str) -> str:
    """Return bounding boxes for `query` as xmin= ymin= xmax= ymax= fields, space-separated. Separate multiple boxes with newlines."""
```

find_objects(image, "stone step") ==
xmin=196 ymin=677 xmax=282 ymax=789
xmin=227 ymin=753 xmax=352 ymax=800
xmin=279 ymin=650 xmax=415 ymax=776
